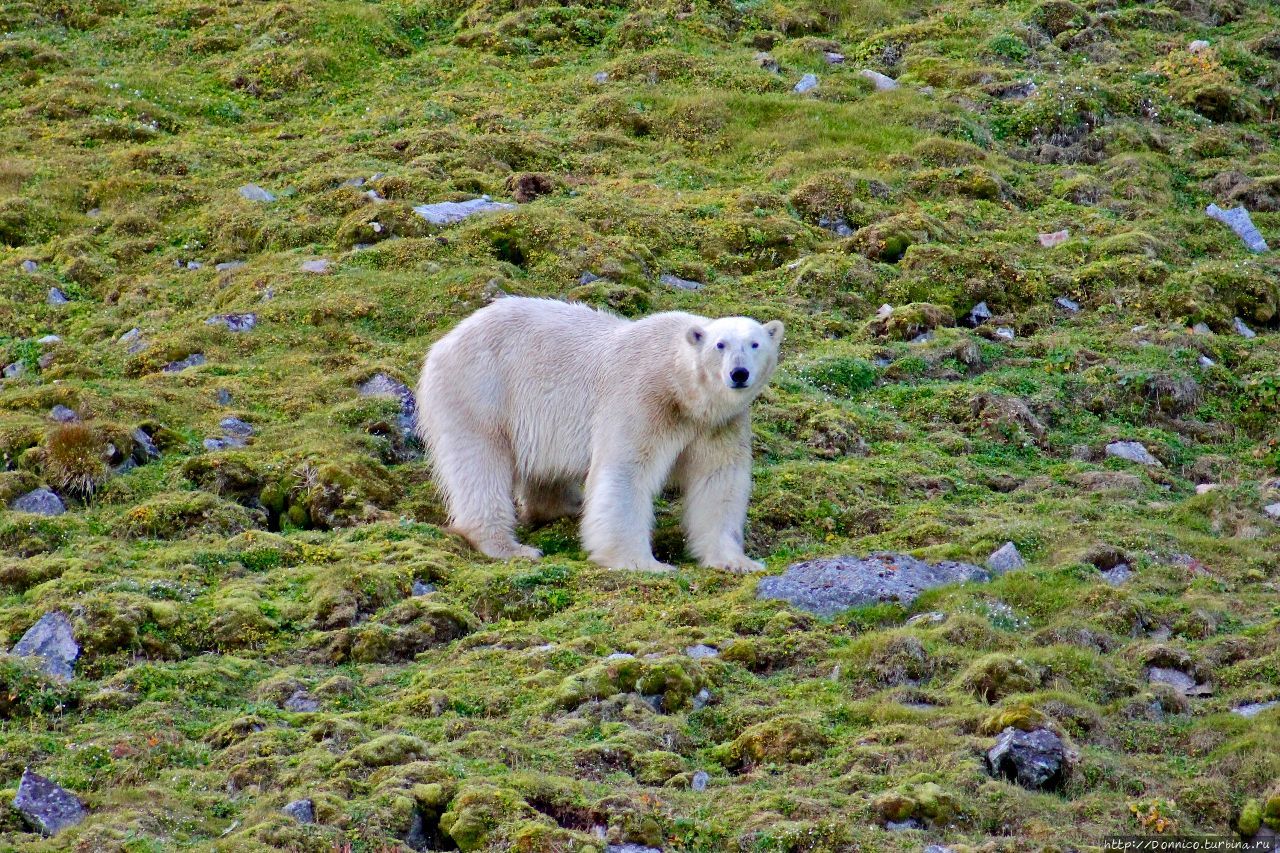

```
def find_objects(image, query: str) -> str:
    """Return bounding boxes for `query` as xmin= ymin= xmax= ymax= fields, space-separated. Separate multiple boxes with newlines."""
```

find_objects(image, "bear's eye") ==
xmin=751 ymin=342 xmax=759 ymax=349
xmin=716 ymin=341 xmax=725 ymax=350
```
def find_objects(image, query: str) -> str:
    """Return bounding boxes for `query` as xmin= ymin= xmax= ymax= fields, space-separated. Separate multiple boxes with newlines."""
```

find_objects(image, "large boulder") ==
xmin=14 ymin=769 xmax=87 ymax=835
xmin=9 ymin=612 xmax=78 ymax=681
xmin=985 ymin=727 xmax=1069 ymax=791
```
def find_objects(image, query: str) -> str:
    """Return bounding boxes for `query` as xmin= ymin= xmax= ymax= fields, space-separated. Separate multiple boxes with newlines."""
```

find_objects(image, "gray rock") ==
xmin=185 ymin=260 xmax=203 ymax=270
xmin=300 ymin=259 xmax=331 ymax=274
xmin=1054 ymin=296 xmax=1080 ymax=312
xmin=238 ymin=184 xmax=276 ymax=202
xmin=794 ymin=73 xmax=819 ymax=93
xmin=1188 ymin=39 xmax=1211 ymax=53
xmin=22 ymin=259 xmax=38 ymax=273
xmin=119 ymin=327 xmax=142 ymax=345
xmin=342 ymin=177 xmax=365 ymax=188
xmin=1206 ymin=204 xmax=1269 ymax=253
xmin=283 ymin=690 xmax=320 ymax=713
xmin=11 ymin=488 xmax=65 ymax=516
xmin=203 ymin=438 xmax=232 ymax=452
xmin=216 ymin=389 xmax=233 ymax=406
xmin=817 ymin=215 xmax=854 ymax=237
xmin=604 ymin=652 xmax=635 ymax=661
xmin=824 ymin=51 xmax=845 ymax=64
xmin=859 ymin=69 xmax=899 ymax=91
xmin=1099 ymin=563 xmax=1132 ymax=586
xmin=1233 ymin=316 xmax=1257 ymax=339
xmin=578 ymin=272 xmax=601 ymax=285
xmin=692 ymin=687 xmax=711 ymax=710
xmin=905 ymin=611 xmax=946 ymax=626
xmin=14 ymin=770 xmax=86 ymax=836
xmin=684 ymin=644 xmax=719 ymax=659
xmin=1192 ymin=322 xmax=1213 ymax=335
xmin=757 ymin=552 xmax=989 ymax=617
xmin=1038 ymin=229 xmax=1070 ymax=247
xmin=1148 ymin=667 xmax=1197 ymax=694
xmin=909 ymin=331 xmax=933 ymax=344
xmin=1198 ymin=355 xmax=1215 ymax=368
xmin=130 ymin=427 xmax=160 ymax=463
xmin=163 ymin=353 xmax=206 ymax=373
xmin=659 ymin=273 xmax=703 ymax=291
xmin=358 ymin=373 xmax=417 ymax=420
xmin=412 ymin=580 xmax=436 ymax=596
xmin=49 ymin=405 xmax=78 ymax=423
xmin=47 ymin=287 xmax=68 ymax=306
xmin=220 ymin=417 xmax=254 ymax=438
xmin=994 ymin=326 xmax=1015 ymax=341
xmin=38 ymin=352 xmax=54 ymax=370
xmin=1232 ymin=700 xmax=1278 ymax=718
xmin=691 ymin=770 xmax=709 ymax=791
xmin=10 ymin=612 xmax=78 ymax=681
xmin=215 ymin=260 xmax=246 ymax=272
xmin=986 ymin=541 xmax=1025 ymax=574
xmin=413 ymin=196 xmax=516 ymax=225
xmin=593 ymin=71 xmax=609 ymax=84
xmin=754 ymin=52 xmax=780 ymax=73
xmin=1105 ymin=440 xmax=1161 ymax=467
xmin=1265 ymin=502 xmax=1280 ymax=520
xmin=281 ymin=798 xmax=315 ymax=823
xmin=993 ymin=80 xmax=1037 ymax=100
xmin=4 ymin=361 xmax=26 ymax=379
xmin=986 ymin=727 xmax=1068 ymax=790
xmin=924 ymin=845 xmax=955 ymax=853
xmin=606 ymin=845 xmax=662 ymax=853
xmin=205 ymin=313 xmax=257 ymax=332
xmin=965 ymin=301 xmax=992 ymax=327
xmin=38 ymin=335 xmax=61 ymax=345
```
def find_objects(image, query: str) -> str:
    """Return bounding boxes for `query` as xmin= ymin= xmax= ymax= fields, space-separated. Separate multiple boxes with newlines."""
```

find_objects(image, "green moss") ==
xmin=713 ymin=716 xmax=831 ymax=769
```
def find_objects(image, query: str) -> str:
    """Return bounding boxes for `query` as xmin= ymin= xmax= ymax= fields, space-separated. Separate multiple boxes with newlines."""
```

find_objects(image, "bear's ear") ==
xmin=686 ymin=325 xmax=706 ymax=347
xmin=764 ymin=320 xmax=785 ymax=343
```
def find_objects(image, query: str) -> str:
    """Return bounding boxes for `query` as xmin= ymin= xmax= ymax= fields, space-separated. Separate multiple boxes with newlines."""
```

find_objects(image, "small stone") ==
xmin=986 ymin=541 xmax=1025 ymax=574
xmin=38 ymin=335 xmax=61 ymax=345
xmin=592 ymin=71 xmax=609 ymax=84
xmin=659 ymin=272 xmax=703 ymax=291
xmin=22 ymin=259 xmax=38 ymax=273
xmin=1105 ymin=440 xmax=1161 ymax=467
xmin=692 ymin=687 xmax=712 ymax=710
xmin=205 ymin=313 xmax=257 ymax=332
xmin=130 ymin=427 xmax=160 ymax=462
xmin=906 ymin=611 xmax=946 ymax=626
xmin=47 ymin=287 xmax=69 ymax=306
xmin=823 ymin=51 xmax=845 ymax=64
xmin=412 ymin=580 xmax=436 ymax=596
xmin=238 ymin=184 xmax=276 ymax=202
xmin=1195 ymin=483 xmax=1218 ymax=495
xmin=965 ymin=301 xmax=992 ymax=327
xmin=163 ymin=353 xmax=206 ymax=373
xmin=1099 ymin=563 xmax=1132 ymax=586
xmin=1232 ymin=700 xmax=1278 ymax=718
xmin=1232 ymin=316 xmax=1257 ymax=339
xmin=604 ymin=652 xmax=635 ymax=661
xmin=1198 ymin=354 xmax=1215 ymax=368
xmin=606 ymin=845 xmax=662 ymax=853
xmin=215 ymin=260 xmax=246 ymax=272
xmin=365 ymin=190 xmax=385 ymax=203
xmin=684 ymin=644 xmax=719 ymax=659
xmin=817 ymin=215 xmax=854 ymax=237
xmin=876 ymin=303 xmax=894 ymax=320
xmin=1263 ymin=502 xmax=1280 ymax=520
xmin=358 ymin=373 xmax=416 ymax=417
xmin=413 ymin=196 xmax=516 ymax=226
xmin=992 ymin=80 xmax=1037 ymax=100
xmin=203 ymin=438 xmax=230 ymax=452
xmin=1206 ymin=204 xmax=1269 ymax=253
xmin=11 ymin=488 xmax=66 ymax=516
xmin=49 ymin=405 xmax=78 ymax=423
xmin=185 ymin=260 xmax=203 ymax=270
xmin=216 ymin=389 xmax=233 ymax=406
xmin=924 ymin=846 xmax=955 ymax=853
xmin=995 ymin=326 xmax=1016 ymax=341
xmin=577 ymin=272 xmax=601 ymax=285
xmin=754 ymin=52 xmax=779 ymax=73
xmin=1188 ymin=39 xmax=1211 ymax=53
xmin=283 ymin=690 xmax=319 ymax=713
xmin=220 ymin=416 xmax=254 ymax=438
xmin=119 ymin=327 xmax=142 ymax=345
xmin=300 ymin=259 xmax=331 ymax=274
xmin=14 ymin=770 xmax=87 ymax=836
xmin=909 ymin=331 xmax=933 ymax=344
xmin=885 ymin=819 xmax=922 ymax=832
xmin=3 ymin=361 xmax=26 ymax=379
xmin=859 ymin=69 xmax=898 ymax=91
xmin=342 ymin=177 xmax=365 ymax=188
xmin=1055 ymin=296 xmax=1080 ymax=312
xmin=794 ymin=73 xmax=819 ymax=93
xmin=1192 ymin=322 xmax=1212 ymax=335
xmin=986 ymin=727 xmax=1068 ymax=790
xmin=1038 ymin=229 xmax=1070 ymax=248
xmin=281 ymin=798 xmax=315 ymax=824
xmin=691 ymin=770 xmax=709 ymax=792
xmin=10 ymin=612 xmax=79 ymax=681
xmin=1148 ymin=666 xmax=1197 ymax=694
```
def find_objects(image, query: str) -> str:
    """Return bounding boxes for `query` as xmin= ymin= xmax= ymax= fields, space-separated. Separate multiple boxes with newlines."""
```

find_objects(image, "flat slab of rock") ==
xmin=757 ymin=552 xmax=989 ymax=617
xmin=1105 ymin=440 xmax=1161 ymax=466
xmin=11 ymin=488 xmax=66 ymax=516
xmin=1232 ymin=700 xmax=1278 ymax=718
xmin=1206 ymin=203 xmax=1269 ymax=253
xmin=49 ymin=405 xmax=78 ymax=423
xmin=413 ymin=196 xmax=515 ymax=225
xmin=14 ymin=770 xmax=86 ymax=835
xmin=659 ymin=273 xmax=702 ymax=291
xmin=986 ymin=727 xmax=1067 ymax=790
xmin=10 ymin=612 xmax=79 ymax=681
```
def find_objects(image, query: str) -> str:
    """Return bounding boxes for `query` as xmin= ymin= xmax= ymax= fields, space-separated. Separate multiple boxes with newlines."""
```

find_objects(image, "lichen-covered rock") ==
xmin=14 ymin=769 xmax=87 ymax=835
xmin=9 ymin=611 xmax=78 ymax=681
xmin=986 ymin=727 xmax=1070 ymax=790
xmin=757 ymin=552 xmax=989 ymax=617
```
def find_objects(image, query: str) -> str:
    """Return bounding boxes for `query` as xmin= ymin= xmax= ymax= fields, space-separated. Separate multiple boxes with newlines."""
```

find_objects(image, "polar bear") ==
xmin=415 ymin=297 xmax=783 ymax=572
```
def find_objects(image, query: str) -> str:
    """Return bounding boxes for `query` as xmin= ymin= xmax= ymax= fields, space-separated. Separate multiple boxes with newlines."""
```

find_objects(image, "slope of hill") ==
xmin=2 ymin=0 xmax=1279 ymax=850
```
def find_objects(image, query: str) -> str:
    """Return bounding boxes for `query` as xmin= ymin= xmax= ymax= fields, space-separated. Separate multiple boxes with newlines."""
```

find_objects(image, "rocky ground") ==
xmin=2 ymin=0 xmax=1280 ymax=850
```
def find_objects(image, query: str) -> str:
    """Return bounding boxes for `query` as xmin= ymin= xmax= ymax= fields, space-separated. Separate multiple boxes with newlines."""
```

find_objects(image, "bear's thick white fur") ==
xmin=415 ymin=297 xmax=783 ymax=572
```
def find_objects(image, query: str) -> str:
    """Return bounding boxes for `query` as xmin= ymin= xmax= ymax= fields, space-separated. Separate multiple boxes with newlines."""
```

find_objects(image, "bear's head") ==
xmin=686 ymin=316 xmax=784 ymax=400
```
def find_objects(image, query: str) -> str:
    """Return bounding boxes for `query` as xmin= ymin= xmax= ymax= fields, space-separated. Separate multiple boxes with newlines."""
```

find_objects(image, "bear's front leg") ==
xmin=676 ymin=415 xmax=765 ymax=574
xmin=581 ymin=432 xmax=681 ymax=572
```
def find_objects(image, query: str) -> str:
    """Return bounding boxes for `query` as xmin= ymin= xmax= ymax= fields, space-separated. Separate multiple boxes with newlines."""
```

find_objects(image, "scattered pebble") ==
xmin=1055 ymin=296 xmax=1080 ymax=313
xmin=47 ymin=287 xmax=69 ymax=306
xmin=859 ymin=69 xmax=898 ymax=91
xmin=986 ymin=541 xmax=1025 ymax=574
xmin=413 ymin=196 xmax=515 ymax=225
xmin=1038 ymin=229 xmax=1070 ymax=247
xmin=1207 ymin=204 xmax=1269 ymax=253
xmin=11 ymin=488 xmax=66 ymax=516
xmin=794 ymin=73 xmax=819 ymax=93
xmin=163 ymin=353 xmax=206 ymax=373
xmin=1105 ymin=440 xmax=1161 ymax=467
xmin=14 ymin=770 xmax=87 ymax=836
xmin=659 ymin=272 xmax=703 ymax=291
xmin=238 ymin=183 xmax=276 ymax=202
xmin=592 ymin=71 xmax=609 ymax=84
xmin=300 ymin=259 xmax=332 ymax=274
xmin=10 ymin=611 xmax=79 ymax=681
xmin=1232 ymin=316 xmax=1257 ymax=339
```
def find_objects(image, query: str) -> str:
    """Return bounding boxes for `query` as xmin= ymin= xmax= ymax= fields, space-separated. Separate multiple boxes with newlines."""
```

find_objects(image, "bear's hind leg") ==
xmin=517 ymin=479 xmax=583 ymax=527
xmin=433 ymin=432 xmax=541 ymax=561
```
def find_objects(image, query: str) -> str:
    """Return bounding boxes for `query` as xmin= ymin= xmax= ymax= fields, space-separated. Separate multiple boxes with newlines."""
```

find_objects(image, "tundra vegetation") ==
xmin=1 ymin=0 xmax=1279 ymax=850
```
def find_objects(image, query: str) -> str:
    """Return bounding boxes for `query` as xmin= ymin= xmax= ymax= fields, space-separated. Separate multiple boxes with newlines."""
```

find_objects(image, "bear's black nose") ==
xmin=730 ymin=367 xmax=750 ymax=386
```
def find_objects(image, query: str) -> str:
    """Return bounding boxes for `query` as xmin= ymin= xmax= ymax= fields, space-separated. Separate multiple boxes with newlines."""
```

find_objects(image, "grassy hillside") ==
xmin=2 ymin=0 xmax=1280 ymax=849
